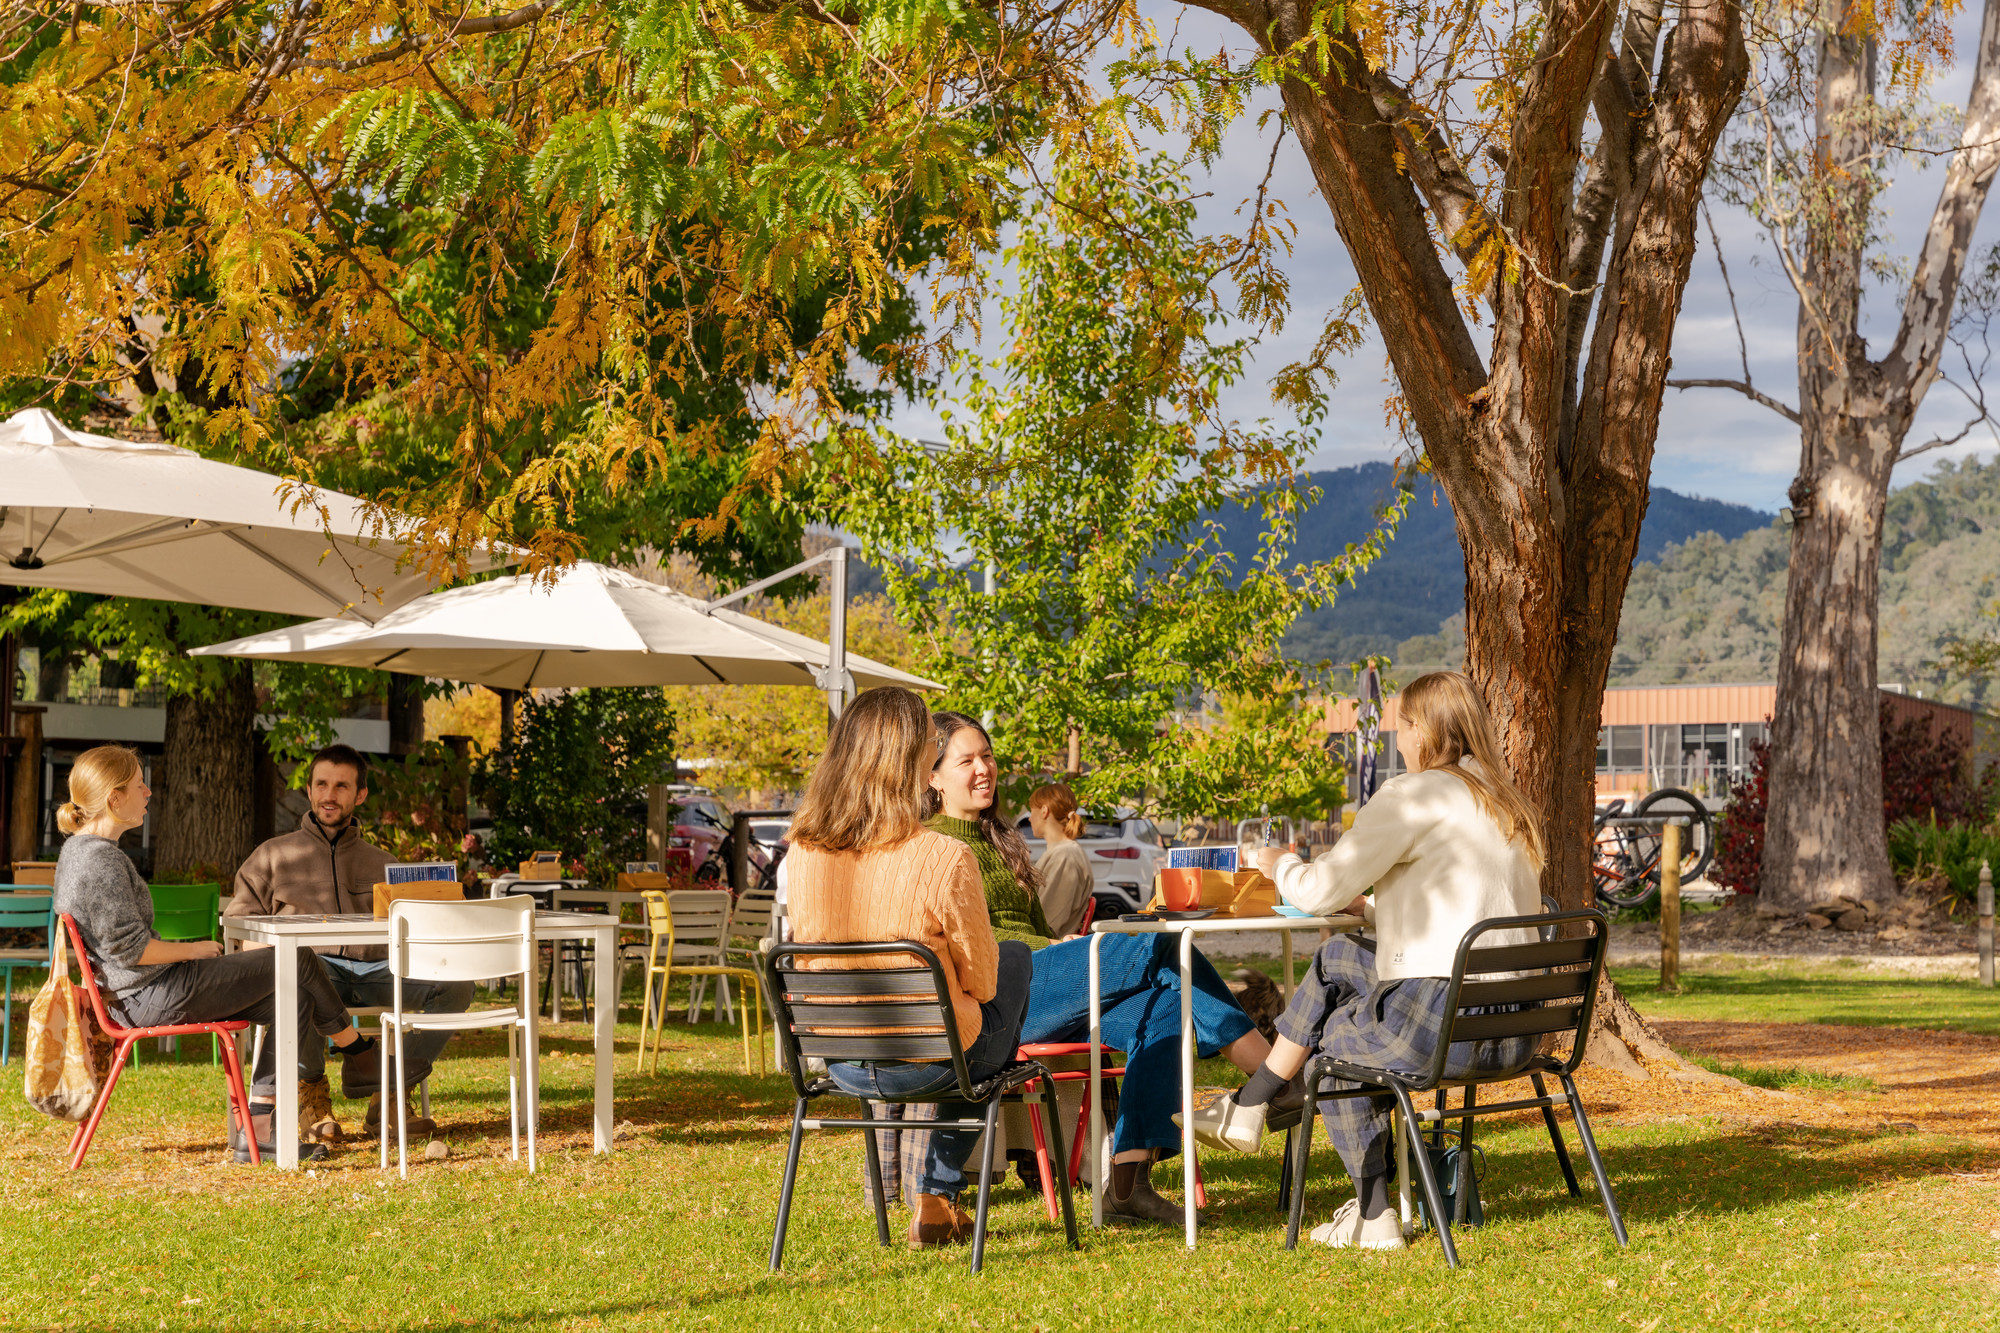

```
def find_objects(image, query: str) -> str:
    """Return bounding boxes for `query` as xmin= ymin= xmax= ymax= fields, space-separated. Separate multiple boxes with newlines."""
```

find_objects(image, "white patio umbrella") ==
xmin=188 ymin=561 xmax=940 ymax=692
xmin=0 ymin=408 xmax=505 ymax=620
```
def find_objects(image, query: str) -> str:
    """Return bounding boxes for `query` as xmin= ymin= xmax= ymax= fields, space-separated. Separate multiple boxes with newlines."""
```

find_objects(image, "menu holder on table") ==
xmin=372 ymin=880 xmax=465 ymax=918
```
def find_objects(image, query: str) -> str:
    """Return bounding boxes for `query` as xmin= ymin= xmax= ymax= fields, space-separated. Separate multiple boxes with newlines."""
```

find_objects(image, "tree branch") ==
xmin=1882 ymin=0 xmax=2000 ymax=408
xmin=299 ymin=1 xmax=566 ymax=71
xmin=1366 ymin=69 xmax=1488 ymax=275
xmin=1664 ymin=377 xmax=1802 ymax=423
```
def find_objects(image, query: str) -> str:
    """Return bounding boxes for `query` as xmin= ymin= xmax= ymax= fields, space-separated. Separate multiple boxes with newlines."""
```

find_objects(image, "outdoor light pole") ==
xmin=704 ymin=542 xmax=854 ymax=727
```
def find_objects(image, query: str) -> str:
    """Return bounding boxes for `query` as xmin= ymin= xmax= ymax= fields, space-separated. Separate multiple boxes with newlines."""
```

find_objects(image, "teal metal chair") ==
xmin=146 ymin=883 xmax=223 ymax=1064
xmin=0 ymin=890 xmax=56 ymax=1066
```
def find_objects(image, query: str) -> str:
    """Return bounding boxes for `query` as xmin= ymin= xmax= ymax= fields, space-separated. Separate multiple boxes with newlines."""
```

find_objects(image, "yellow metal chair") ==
xmin=635 ymin=889 xmax=766 ymax=1076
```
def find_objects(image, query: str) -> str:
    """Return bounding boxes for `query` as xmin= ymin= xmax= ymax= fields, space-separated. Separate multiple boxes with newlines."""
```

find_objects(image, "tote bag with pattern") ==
xmin=23 ymin=929 xmax=104 ymax=1122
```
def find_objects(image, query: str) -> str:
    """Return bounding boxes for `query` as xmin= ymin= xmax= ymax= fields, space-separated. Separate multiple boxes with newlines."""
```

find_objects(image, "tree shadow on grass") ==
xmin=1187 ymin=1116 xmax=1998 ymax=1243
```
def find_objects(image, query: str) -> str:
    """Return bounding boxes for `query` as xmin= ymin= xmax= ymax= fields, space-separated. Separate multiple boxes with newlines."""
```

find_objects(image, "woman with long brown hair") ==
xmin=1184 ymin=671 xmax=1544 ymax=1252
xmin=50 ymin=745 xmax=376 ymax=1164
xmin=924 ymin=711 xmax=1276 ymax=1224
xmin=783 ymin=688 xmax=1032 ymax=1249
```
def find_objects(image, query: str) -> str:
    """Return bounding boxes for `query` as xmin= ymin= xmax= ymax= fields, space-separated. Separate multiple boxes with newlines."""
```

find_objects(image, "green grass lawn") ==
xmin=0 ymin=971 xmax=1995 ymax=1330
xmin=1609 ymin=958 xmax=2000 ymax=1036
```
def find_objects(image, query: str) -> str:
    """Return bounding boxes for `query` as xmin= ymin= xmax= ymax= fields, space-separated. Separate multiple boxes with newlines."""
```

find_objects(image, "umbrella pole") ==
xmin=825 ymin=546 xmax=847 ymax=728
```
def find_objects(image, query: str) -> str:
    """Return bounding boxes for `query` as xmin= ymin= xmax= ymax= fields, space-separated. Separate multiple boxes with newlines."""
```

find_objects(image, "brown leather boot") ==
xmin=1107 ymin=1164 xmax=1206 ymax=1227
xmin=907 ymin=1192 xmax=974 ymax=1249
xmin=300 ymin=1077 xmax=343 ymax=1144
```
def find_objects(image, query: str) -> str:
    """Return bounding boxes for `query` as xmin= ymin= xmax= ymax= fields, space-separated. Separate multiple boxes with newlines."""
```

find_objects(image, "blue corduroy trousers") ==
xmin=1022 ymin=933 xmax=1255 ymax=1156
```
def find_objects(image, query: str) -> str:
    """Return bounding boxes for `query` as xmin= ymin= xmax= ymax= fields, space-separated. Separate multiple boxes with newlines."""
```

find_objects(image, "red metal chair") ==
xmin=1016 ymin=1041 xmax=1206 ymax=1221
xmin=59 ymin=914 xmax=260 ymax=1170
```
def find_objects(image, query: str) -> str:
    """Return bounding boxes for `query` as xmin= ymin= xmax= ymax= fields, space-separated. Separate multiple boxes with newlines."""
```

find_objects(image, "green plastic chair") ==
xmin=147 ymin=883 xmax=222 ymax=1064
xmin=0 ymin=889 xmax=56 ymax=1066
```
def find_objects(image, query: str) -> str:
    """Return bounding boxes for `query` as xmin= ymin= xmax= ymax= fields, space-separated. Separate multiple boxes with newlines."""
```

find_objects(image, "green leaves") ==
xmin=474 ymin=687 xmax=678 ymax=885
xmin=836 ymin=155 xmax=1401 ymax=823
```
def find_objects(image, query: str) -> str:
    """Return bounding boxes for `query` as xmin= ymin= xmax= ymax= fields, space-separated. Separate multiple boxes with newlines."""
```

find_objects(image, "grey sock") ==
xmin=1235 ymin=1065 xmax=1289 ymax=1108
xmin=1357 ymin=1170 xmax=1391 ymax=1221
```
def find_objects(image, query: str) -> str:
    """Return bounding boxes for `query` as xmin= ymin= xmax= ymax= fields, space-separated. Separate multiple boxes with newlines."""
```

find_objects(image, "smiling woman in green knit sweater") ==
xmin=922 ymin=711 xmax=1279 ymax=1225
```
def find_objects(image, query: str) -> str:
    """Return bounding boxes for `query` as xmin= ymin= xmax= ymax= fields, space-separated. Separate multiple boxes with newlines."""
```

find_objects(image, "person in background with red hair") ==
xmin=1026 ymin=782 xmax=1093 ymax=937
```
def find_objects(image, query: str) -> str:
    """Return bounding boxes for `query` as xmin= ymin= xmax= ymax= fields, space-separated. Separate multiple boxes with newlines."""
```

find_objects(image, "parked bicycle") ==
xmin=1591 ymin=787 xmax=1714 ymax=909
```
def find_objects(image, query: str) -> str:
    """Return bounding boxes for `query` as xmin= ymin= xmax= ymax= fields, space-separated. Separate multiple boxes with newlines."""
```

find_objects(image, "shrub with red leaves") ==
xmin=1711 ymin=702 xmax=1996 ymax=897
xmin=1712 ymin=737 xmax=1769 ymax=895
xmin=1881 ymin=704 xmax=1995 ymax=827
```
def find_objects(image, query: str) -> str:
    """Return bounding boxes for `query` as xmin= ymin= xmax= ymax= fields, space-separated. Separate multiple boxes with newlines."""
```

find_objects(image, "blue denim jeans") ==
xmin=1022 ymin=933 xmax=1256 ymax=1156
xmin=828 ymin=940 xmax=1034 ymax=1200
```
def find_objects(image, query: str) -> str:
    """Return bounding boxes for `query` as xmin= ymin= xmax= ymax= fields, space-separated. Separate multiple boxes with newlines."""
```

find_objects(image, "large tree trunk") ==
xmin=1763 ymin=413 xmax=1898 ymax=910
xmin=153 ymin=664 xmax=257 ymax=883
xmin=1759 ymin=0 xmax=2000 ymax=910
xmin=1179 ymin=0 xmax=1746 ymax=1075
xmin=1238 ymin=0 xmax=1745 ymax=913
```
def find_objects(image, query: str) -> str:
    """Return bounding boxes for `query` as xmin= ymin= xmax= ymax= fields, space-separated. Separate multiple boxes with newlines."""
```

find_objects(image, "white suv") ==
xmin=1016 ymin=812 xmax=1170 ymax=918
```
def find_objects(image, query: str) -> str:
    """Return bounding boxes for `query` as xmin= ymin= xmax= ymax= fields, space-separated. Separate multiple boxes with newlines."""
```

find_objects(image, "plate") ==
xmin=1155 ymin=908 xmax=1219 ymax=921
xmin=1271 ymin=904 xmax=1313 ymax=918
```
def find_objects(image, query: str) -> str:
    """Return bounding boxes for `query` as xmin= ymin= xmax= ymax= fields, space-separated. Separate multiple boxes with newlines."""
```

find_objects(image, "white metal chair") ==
xmin=382 ymin=895 xmax=540 ymax=1177
xmin=348 ymin=1008 xmax=430 ymax=1120
xmin=692 ymin=887 xmax=779 ymax=1024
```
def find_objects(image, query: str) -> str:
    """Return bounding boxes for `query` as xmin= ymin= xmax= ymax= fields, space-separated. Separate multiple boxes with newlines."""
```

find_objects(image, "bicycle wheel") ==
xmin=1591 ymin=819 xmax=1658 ymax=908
xmin=1634 ymin=787 xmax=1715 ymax=886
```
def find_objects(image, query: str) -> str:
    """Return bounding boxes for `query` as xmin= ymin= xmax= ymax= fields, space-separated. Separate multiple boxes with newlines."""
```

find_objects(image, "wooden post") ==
xmin=1979 ymin=859 xmax=1994 ymax=989
xmin=9 ymin=705 xmax=45 ymax=867
xmin=646 ymin=785 xmax=674 ymax=865
xmin=496 ymin=687 xmax=518 ymax=752
xmin=439 ymin=734 xmax=473 ymax=844
xmin=1659 ymin=820 xmax=1682 ymax=993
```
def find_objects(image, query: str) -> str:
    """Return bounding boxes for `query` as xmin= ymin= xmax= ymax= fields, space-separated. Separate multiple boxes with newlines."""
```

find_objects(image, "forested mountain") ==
xmin=1217 ymin=462 xmax=1774 ymax=666
xmin=1262 ymin=455 xmax=1999 ymax=706
xmin=1612 ymin=455 xmax=2000 ymax=705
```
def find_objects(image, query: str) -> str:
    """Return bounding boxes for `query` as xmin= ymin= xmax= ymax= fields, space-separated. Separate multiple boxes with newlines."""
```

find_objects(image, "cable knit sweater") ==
xmin=1270 ymin=763 xmax=1540 ymax=980
xmin=784 ymin=829 xmax=997 ymax=1048
xmin=925 ymin=814 xmax=1053 ymax=949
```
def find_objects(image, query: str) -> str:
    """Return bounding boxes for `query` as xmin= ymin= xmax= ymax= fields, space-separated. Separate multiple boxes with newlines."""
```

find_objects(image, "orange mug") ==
xmin=1159 ymin=868 xmax=1204 ymax=912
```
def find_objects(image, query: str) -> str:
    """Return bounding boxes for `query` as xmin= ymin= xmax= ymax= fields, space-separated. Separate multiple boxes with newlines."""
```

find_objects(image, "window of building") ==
xmin=1595 ymin=725 xmax=1644 ymax=773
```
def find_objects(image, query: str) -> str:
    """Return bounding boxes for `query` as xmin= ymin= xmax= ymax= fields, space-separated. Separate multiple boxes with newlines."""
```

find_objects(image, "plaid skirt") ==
xmin=1278 ymin=934 xmax=1533 ymax=1178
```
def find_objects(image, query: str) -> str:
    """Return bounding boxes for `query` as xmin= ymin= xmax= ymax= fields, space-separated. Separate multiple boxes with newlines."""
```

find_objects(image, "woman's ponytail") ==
xmin=56 ymin=746 xmax=143 ymax=837
xmin=1029 ymin=783 xmax=1084 ymax=839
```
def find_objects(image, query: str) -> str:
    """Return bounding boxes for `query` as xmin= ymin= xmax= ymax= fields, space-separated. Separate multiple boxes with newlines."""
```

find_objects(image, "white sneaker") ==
xmin=1172 ymin=1092 xmax=1267 ymax=1153
xmin=1309 ymin=1197 xmax=1407 ymax=1251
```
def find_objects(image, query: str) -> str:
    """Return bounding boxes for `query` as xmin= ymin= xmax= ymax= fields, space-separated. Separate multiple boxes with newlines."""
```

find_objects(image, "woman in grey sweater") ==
xmin=51 ymin=745 xmax=377 ymax=1164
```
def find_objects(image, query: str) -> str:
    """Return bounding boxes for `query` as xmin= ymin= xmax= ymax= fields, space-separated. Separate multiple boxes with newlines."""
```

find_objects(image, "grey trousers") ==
xmin=302 ymin=958 xmax=476 ymax=1093
xmin=110 ymin=947 xmax=351 ymax=1101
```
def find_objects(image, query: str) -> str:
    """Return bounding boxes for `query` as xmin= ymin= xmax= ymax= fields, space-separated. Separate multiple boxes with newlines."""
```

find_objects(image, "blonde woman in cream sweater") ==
xmin=1180 ymin=671 xmax=1542 ymax=1252
xmin=784 ymin=685 xmax=1031 ymax=1251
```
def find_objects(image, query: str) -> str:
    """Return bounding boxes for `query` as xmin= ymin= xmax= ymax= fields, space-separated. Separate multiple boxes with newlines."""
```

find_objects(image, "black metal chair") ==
xmin=1279 ymin=908 xmax=1628 ymax=1268
xmin=763 ymin=941 xmax=1081 ymax=1274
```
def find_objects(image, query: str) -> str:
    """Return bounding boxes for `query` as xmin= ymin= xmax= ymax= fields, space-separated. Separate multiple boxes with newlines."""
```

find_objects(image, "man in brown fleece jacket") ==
xmin=228 ymin=743 xmax=474 ymax=1143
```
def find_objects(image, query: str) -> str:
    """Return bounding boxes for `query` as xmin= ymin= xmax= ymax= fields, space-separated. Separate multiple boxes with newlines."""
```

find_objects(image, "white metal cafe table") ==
xmin=1086 ymin=909 xmax=1365 ymax=1249
xmin=222 ymin=908 xmax=621 ymax=1170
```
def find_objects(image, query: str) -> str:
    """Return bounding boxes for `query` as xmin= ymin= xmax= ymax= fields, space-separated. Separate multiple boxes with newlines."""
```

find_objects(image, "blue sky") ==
xmin=886 ymin=5 xmax=2000 ymax=512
